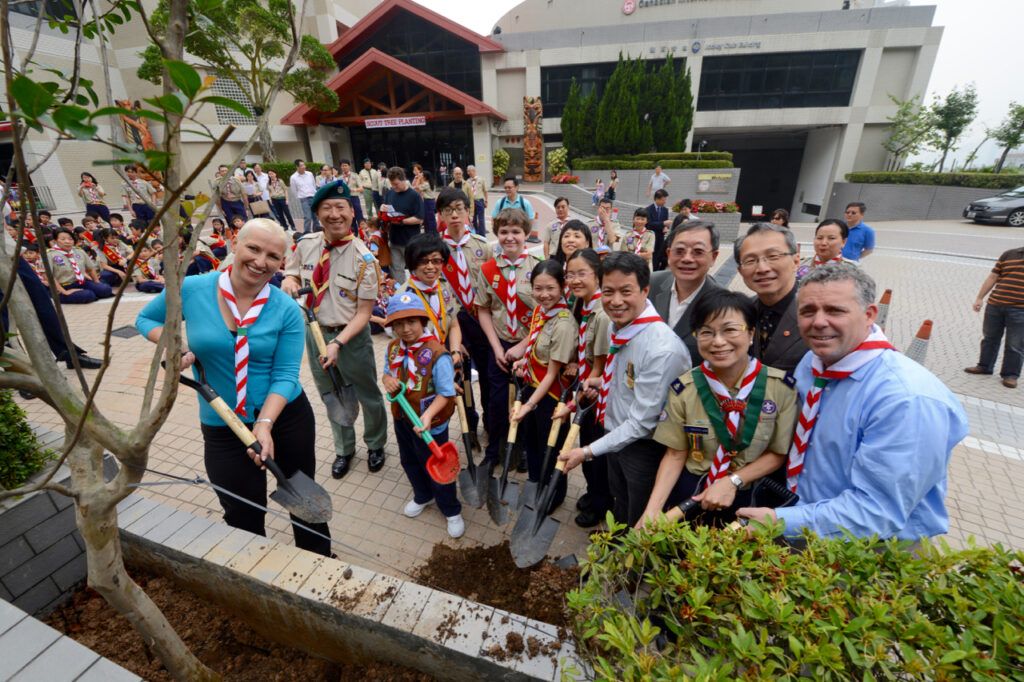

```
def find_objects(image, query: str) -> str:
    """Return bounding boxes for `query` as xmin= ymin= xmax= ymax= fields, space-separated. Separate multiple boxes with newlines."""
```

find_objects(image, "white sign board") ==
xmin=364 ymin=116 xmax=427 ymax=129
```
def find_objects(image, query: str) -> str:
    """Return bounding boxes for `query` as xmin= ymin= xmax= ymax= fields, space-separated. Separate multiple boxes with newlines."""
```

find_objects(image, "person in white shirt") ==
xmin=289 ymin=159 xmax=319 ymax=233
xmin=646 ymin=165 xmax=671 ymax=197
xmin=253 ymin=163 xmax=270 ymax=201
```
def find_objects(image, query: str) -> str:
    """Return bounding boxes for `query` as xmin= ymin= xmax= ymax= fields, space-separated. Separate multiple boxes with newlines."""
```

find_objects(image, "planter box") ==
xmin=693 ymin=211 xmax=742 ymax=243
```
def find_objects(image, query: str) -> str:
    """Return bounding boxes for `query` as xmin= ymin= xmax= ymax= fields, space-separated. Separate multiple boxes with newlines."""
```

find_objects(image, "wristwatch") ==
xmin=329 ymin=337 xmax=345 ymax=350
xmin=728 ymin=473 xmax=744 ymax=488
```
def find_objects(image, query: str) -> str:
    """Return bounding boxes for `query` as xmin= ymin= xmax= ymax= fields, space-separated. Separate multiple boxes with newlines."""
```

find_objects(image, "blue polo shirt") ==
xmin=841 ymin=222 xmax=875 ymax=261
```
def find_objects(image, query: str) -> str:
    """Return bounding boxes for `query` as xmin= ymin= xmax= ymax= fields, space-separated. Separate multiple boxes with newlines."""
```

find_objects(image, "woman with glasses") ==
xmin=394 ymin=232 xmax=463 ymax=368
xmin=637 ymin=288 xmax=797 ymax=528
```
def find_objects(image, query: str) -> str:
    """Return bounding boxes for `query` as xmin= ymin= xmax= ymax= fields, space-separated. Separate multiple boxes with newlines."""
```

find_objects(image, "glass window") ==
xmin=697 ymin=50 xmax=861 ymax=111
xmin=540 ymin=57 xmax=685 ymax=118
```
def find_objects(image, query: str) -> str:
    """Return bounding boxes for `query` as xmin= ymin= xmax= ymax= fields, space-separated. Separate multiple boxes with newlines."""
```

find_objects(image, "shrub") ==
xmin=492 ymin=148 xmax=511 ymax=180
xmin=550 ymin=173 xmax=580 ymax=184
xmin=568 ymin=516 xmax=1024 ymax=681
xmin=547 ymin=147 xmax=569 ymax=177
xmin=575 ymin=152 xmax=732 ymax=164
xmin=675 ymin=198 xmax=740 ymax=213
xmin=0 ymin=389 xmax=53 ymax=488
xmin=573 ymin=159 xmax=732 ymax=170
xmin=846 ymin=171 xmax=1023 ymax=190
xmin=257 ymin=161 xmax=327 ymax=186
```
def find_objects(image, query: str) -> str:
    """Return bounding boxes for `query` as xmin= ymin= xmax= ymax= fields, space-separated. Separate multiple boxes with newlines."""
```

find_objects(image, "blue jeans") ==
xmin=979 ymin=303 xmax=1024 ymax=379
xmin=299 ymin=196 xmax=320 ymax=232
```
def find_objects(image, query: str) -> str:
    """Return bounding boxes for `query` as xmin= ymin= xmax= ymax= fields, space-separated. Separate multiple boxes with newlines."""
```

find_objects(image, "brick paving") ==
xmin=11 ymin=217 xmax=1024 ymax=586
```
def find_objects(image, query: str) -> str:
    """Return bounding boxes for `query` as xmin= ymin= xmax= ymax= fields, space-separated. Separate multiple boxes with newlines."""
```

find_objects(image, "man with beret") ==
xmin=283 ymin=180 xmax=388 ymax=478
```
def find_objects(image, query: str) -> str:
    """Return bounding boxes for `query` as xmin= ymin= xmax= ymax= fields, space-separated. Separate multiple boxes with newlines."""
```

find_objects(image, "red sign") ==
xmin=622 ymin=0 xmax=636 ymax=14
xmin=364 ymin=116 xmax=427 ymax=129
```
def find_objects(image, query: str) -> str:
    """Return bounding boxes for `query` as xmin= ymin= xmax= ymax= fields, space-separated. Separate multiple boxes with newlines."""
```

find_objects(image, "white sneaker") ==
xmin=404 ymin=499 xmax=430 ymax=518
xmin=446 ymin=514 xmax=465 ymax=539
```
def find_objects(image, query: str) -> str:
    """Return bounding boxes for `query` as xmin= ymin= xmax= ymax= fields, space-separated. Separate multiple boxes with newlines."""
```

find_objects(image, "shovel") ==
xmin=171 ymin=357 xmax=333 ymax=524
xmin=509 ymin=396 xmax=592 ymax=568
xmin=455 ymin=394 xmax=486 ymax=508
xmin=385 ymin=383 xmax=460 ymax=485
xmin=295 ymin=287 xmax=359 ymax=427
xmin=487 ymin=377 xmax=528 ymax=525
xmin=518 ymin=381 xmax=577 ymax=511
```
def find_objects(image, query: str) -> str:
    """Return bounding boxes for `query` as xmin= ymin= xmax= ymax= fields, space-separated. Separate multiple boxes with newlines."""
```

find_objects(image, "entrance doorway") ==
xmin=701 ymin=132 xmax=806 ymax=222
xmin=349 ymin=120 xmax=472 ymax=179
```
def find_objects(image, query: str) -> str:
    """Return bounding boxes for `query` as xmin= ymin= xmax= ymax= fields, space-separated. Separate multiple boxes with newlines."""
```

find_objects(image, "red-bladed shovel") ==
xmin=385 ymin=384 xmax=460 ymax=485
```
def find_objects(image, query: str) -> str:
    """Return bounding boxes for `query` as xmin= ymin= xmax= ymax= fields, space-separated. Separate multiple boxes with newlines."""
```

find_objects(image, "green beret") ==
xmin=311 ymin=180 xmax=352 ymax=212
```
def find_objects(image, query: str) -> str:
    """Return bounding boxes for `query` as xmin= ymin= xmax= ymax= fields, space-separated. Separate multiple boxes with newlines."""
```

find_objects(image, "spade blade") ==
xmin=510 ymin=505 xmax=560 ymax=568
xmin=320 ymin=391 xmax=349 ymax=426
xmin=518 ymin=480 xmax=539 ymax=511
xmin=268 ymin=468 xmax=333 ymax=524
xmin=459 ymin=468 xmax=483 ymax=508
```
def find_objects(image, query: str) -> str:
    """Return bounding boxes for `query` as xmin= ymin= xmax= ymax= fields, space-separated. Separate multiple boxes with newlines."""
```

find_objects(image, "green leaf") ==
xmin=198 ymin=95 xmax=252 ymax=118
xmin=144 ymin=94 xmax=185 ymax=115
xmin=89 ymin=106 xmax=166 ymax=123
xmin=940 ymin=650 xmax=969 ymax=664
xmin=10 ymin=75 xmax=55 ymax=119
xmin=143 ymin=149 xmax=172 ymax=172
xmin=165 ymin=60 xmax=201 ymax=99
xmin=52 ymin=106 xmax=97 ymax=139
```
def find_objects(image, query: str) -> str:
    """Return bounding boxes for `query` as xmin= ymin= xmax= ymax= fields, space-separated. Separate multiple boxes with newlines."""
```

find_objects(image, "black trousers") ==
xmin=0 ymin=257 xmax=80 ymax=358
xmin=201 ymin=392 xmax=331 ymax=556
xmin=652 ymin=225 xmax=668 ymax=271
xmin=522 ymin=392 xmax=568 ymax=511
xmin=457 ymin=309 xmax=492 ymax=436
xmin=395 ymin=418 xmax=461 ymax=517
xmin=484 ymin=338 xmax=517 ymax=465
xmin=606 ymin=437 xmax=665 ymax=527
xmin=579 ymin=409 xmax=613 ymax=514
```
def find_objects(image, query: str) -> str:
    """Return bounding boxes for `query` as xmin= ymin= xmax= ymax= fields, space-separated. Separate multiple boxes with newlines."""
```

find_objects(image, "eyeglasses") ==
xmin=418 ymin=257 xmax=445 ymax=266
xmin=668 ymin=246 xmax=711 ymax=259
xmin=441 ymin=205 xmax=467 ymax=216
xmin=694 ymin=324 xmax=749 ymax=342
xmin=565 ymin=270 xmax=594 ymax=281
xmin=739 ymin=252 xmax=795 ymax=270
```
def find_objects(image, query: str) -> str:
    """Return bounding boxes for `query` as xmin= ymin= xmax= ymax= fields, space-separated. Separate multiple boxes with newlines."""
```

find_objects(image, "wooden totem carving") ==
xmin=523 ymin=96 xmax=543 ymax=182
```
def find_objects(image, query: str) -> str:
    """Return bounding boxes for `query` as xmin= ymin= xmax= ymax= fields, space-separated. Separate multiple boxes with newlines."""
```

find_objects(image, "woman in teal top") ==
xmin=136 ymin=219 xmax=330 ymax=556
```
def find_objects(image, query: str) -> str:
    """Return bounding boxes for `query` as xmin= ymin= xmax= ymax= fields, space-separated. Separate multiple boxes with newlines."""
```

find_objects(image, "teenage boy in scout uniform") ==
xmin=639 ymin=289 xmax=797 ymax=527
xmin=282 ymin=180 xmax=388 ymax=478
xmin=437 ymin=186 xmax=493 ymax=446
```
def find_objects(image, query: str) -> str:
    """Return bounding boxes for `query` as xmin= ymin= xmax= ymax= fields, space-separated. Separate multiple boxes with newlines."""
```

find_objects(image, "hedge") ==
xmin=576 ymin=151 xmax=733 ymax=163
xmin=569 ymin=515 xmax=1024 ymax=680
xmin=845 ymin=171 xmax=1024 ymax=190
xmin=258 ymin=161 xmax=328 ymax=186
xmin=573 ymin=159 xmax=733 ymax=170
xmin=0 ymin=389 xmax=52 ymax=488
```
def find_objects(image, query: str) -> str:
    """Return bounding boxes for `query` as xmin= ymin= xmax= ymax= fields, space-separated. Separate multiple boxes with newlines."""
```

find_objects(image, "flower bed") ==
xmin=674 ymin=198 xmax=740 ymax=214
xmin=550 ymin=174 xmax=580 ymax=185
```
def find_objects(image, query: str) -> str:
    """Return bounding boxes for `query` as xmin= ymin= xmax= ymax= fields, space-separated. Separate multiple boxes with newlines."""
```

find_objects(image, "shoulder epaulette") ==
xmin=766 ymin=366 xmax=787 ymax=380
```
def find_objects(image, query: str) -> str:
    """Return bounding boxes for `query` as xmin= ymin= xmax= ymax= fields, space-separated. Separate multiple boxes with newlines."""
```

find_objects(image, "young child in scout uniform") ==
xmin=133 ymin=243 xmax=165 ymax=293
xmin=121 ymin=165 xmax=155 ymax=225
xmin=96 ymin=228 xmax=130 ymax=287
xmin=619 ymin=208 xmax=656 ymax=265
xmin=282 ymin=179 xmax=388 ymax=479
xmin=363 ymin=216 xmax=391 ymax=276
xmin=510 ymin=259 xmax=578 ymax=512
xmin=436 ymin=186 xmax=493 ymax=447
xmin=47 ymin=228 xmax=113 ymax=304
xmin=473 ymin=207 xmax=539 ymax=466
xmin=641 ymin=289 xmax=797 ymax=527
xmin=22 ymin=244 xmax=48 ymax=285
xmin=382 ymin=292 xmax=465 ymax=539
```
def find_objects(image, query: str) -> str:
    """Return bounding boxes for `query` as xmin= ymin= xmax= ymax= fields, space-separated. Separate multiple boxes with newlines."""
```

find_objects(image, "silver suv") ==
xmin=963 ymin=186 xmax=1024 ymax=227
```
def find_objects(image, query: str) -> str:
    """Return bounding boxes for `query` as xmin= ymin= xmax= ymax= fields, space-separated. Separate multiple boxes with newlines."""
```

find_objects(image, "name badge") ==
xmin=625 ymin=362 xmax=635 ymax=389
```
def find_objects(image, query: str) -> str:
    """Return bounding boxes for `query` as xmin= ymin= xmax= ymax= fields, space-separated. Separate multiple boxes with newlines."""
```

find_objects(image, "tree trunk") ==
xmin=996 ymin=146 xmax=1011 ymax=173
xmin=258 ymin=117 xmax=275 ymax=161
xmin=69 ymin=439 xmax=220 ymax=682
xmin=938 ymin=145 xmax=949 ymax=173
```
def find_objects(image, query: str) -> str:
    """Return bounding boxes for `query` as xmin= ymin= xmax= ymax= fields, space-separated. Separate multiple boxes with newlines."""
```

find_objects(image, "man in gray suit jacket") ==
xmin=648 ymin=219 xmax=722 ymax=363
xmin=735 ymin=222 xmax=808 ymax=373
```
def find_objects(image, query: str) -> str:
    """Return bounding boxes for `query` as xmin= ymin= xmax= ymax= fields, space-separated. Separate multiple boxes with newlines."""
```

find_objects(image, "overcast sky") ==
xmin=415 ymin=0 xmax=1023 ymax=169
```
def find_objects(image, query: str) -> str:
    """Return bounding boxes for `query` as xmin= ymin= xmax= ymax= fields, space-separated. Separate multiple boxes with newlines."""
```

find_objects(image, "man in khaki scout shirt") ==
xmin=466 ymin=165 xmax=488 ymax=237
xmin=282 ymin=180 xmax=388 ymax=478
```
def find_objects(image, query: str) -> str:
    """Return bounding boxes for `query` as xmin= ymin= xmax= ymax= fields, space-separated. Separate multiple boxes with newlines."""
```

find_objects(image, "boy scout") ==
xmin=48 ymin=228 xmax=113 ymax=304
xmin=282 ymin=180 xmax=388 ymax=478
xmin=618 ymin=208 xmax=656 ymax=264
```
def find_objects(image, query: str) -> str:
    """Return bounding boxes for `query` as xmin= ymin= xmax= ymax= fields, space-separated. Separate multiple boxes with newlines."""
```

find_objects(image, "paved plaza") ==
xmin=12 ymin=212 xmax=1024 ymax=585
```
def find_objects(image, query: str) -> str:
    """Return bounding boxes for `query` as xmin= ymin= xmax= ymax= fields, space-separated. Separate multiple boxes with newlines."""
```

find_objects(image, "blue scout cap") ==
xmin=385 ymin=291 xmax=429 ymax=327
xmin=310 ymin=180 xmax=352 ymax=213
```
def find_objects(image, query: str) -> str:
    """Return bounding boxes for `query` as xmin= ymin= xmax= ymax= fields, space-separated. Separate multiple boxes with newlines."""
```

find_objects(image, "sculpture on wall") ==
xmin=523 ymin=96 xmax=543 ymax=182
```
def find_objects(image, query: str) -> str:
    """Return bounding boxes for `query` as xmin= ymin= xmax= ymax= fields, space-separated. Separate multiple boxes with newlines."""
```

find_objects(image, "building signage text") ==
xmin=697 ymin=172 xmax=733 ymax=194
xmin=364 ymin=116 xmax=426 ymax=129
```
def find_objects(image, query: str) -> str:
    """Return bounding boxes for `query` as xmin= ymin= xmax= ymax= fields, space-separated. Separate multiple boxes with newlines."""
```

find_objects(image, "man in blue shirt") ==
xmin=841 ymin=202 xmax=875 ymax=261
xmin=738 ymin=263 xmax=968 ymax=541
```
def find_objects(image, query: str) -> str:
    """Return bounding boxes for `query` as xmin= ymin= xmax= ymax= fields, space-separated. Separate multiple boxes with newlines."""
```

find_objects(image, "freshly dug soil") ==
xmin=46 ymin=569 xmax=434 ymax=682
xmin=412 ymin=541 xmax=579 ymax=628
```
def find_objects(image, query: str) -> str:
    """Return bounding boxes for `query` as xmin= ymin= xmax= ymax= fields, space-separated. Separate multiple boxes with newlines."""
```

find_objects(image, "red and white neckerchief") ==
xmin=59 ymin=248 xmax=85 ymax=284
xmin=812 ymin=255 xmax=844 ymax=267
xmin=577 ymin=293 xmax=602 ymax=381
xmin=524 ymin=300 xmax=568 ymax=359
xmin=596 ymin=301 xmax=662 ymax=425
xmin=443 ymin=230 xmax=475 ymax=309
xmin=408 ymin=277 xmax=448 ymax=342
xmin=700 ymin=357 xmax=763 ymax=486
xmin=498 ymin=252 xmax=527 ymax=337
xmin=786 ymin=325 xmax=895 ymax=492
xmin=219 ymin=268 xmax=272 ymax=418
xmin=102 ymin=243 xmax=124 ymax=268
xmin=389 ymin=333 xmax=438 ymax=390
xmin=136 ymin=258 xmax=155 ymax=280
xmin=306 ymin=235 xmax=354 ymax=312
xmin=630 ymin=229 xmax=648 ymax=254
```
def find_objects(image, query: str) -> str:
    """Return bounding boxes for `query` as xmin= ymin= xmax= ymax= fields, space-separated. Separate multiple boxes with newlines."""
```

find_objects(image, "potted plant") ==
xmin=492 ymin=148 xmax=510 ymax=185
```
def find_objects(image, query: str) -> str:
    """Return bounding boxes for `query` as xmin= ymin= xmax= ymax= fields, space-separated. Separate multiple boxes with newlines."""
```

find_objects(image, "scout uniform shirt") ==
xmin=218 ymin=174 xmax=244 ymax=202
xmin=98 ymin=242 xmax=129 ymax=271
xmin=653 ymin=366 xmax=798 ymax=484
xmin=359 ymin=167 xmax=382 ymax=193
xmin=285 ymin=232 xmax=380 ymax=327
xmin=466 ymin=176 xmax=487 ymax=203
xmin=526 ymin=307 xmax=578 ymax=398
xmin=473 ymin=254 xmax=539 ymax=343
xmin=581 ymin=305 xmax=611 ymax=365
xmin=122 ymin=177 xmax=152 ymax=205
xmin=588 ymin=218 xmax=621 ymax=250
xmin=48 ymin=247 xmax=97 ymax=286
xmin=619 ymin=229 xmax=656 ymax=256
xmin=546 ymin=219 xmax=569 ymax=257
xmin=441 ymin=230 xmax=492 ymax=311
xmin=340 ymin=171 xmax=361 ymax=192
xmin=396 ymin=278 xmax=461 ymax=345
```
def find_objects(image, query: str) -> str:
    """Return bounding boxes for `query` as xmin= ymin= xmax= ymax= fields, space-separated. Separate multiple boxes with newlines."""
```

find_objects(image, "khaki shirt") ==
xmin=48 ymin=247 xmax=96 ymax=286
xmin=588 ymin=219 xmax=621 ymax=249
xmin=444 ymin=231 xmax=492 ymax=274
xmin=653 ymin=366 xmax=797 ymax=481
xmin=618 ymin=229 xmax=656 ymax=255
xmin=466 ymin=176 xmax=487 ymax=202
xmin=358 ymin=168 xmax=382 ymax=193
xmin=340 ymin=172 xmax=362 ymax=192
xmin=396 ymin=279 xmax=461 ymax=341
xmin=285 ymin=233 xmax=380 ymax=327
xmin=122 ymin=178 xmax=152 ymax=204
xmin=97 ymin=243 xmax=129 ymax=269
xmin=473 ymin=254 xmax=539 ymax=343
xmin=582 ymin=306 xmax=611 ymax=363
xmin=545 ymin=219 xmax=569 ymax=257
xmin=218 ymin=175 xmax=244 ymax=202
xmin=530 ymin=309 xmax=577 ymax=365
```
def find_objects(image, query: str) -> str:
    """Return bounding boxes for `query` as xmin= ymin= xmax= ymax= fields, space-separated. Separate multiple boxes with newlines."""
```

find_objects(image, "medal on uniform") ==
xmin=691 ymin=367 xmax=768 ymax=460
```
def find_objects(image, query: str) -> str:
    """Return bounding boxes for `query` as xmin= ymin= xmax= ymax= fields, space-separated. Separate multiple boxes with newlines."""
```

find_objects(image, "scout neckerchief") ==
xmin=596 ymin=301 xmax=662 ymax=425
xmin=812 ymin=254 xmax=843 ymax=267
xmin=102 ymin=243 xmax=124 ymax=268
xmin=691 ymin=358 xmax=768 ymax=486
xmin=219 ymin=268 xmax=272 ymax=418
xmin=408 ymin=276 xmax=448 ymax=343
xmin=786 ymin=325 xmax=895 ymax=492
xmin=525 ymin=300 xmax=568 ymax=361
xmin=58 ymin=247 xmax=85 ymax=284
xmin=443 ymin=230 xmax=475 ymax=310
xmin=307 ymin=234 xmax=354 ymax=312
xmin=136 ymin=258 xmax=155 ymax=280
xmin=390 ymin=333 xmax=438 ymax=390
xmin=630 ymin=228 xmax=648 ymax=254
xmin=498 ymin=252 xmax=527 ymax=338
xmin=577 ymin=293 xmax=602 ymax=382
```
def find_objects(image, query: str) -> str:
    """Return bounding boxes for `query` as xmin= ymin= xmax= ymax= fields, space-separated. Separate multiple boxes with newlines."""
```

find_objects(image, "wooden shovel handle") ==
xmin=546 ymin=401 xmax=566 ymax=448
xmin=455 ymin=394 xmax=471 ymax=432
xmin=559 ymin=422 xmax=582 ymax=455
xmin=308 ymin=319 xmax=329 ymax=358
xmin=205 ymin=396 xmax=260 ymax=453
xmin=507 ymin=401 xmax=523 ymax=443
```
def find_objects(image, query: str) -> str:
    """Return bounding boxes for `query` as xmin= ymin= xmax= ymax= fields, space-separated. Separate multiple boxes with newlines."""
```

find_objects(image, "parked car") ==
xmin=963 ymin=186 xmax=1024 ymax=226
